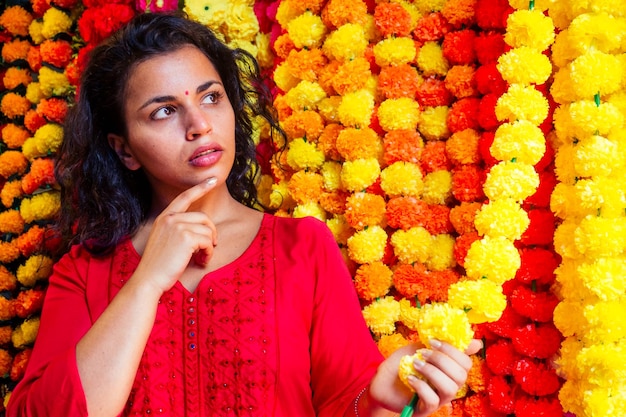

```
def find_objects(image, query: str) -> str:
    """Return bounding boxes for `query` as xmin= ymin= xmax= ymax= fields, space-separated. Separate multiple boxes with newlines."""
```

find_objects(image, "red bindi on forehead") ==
xmin=185 ymin=90 xmax=189 ymax=95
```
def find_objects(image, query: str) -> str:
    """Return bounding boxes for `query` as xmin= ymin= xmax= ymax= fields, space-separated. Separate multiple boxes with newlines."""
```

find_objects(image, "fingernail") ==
xmin=421 ymin=349 xmax=432 ymax=359
xmin=206 ymin=177 xmax=217 ymax=186
xmin=429 ymin=339 xmax=442 ymax=349
xmin=413 ymin=358 xmax=425 ymax=369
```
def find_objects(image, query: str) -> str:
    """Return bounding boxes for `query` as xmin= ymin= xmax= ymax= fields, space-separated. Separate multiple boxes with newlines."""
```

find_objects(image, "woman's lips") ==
xmin=189 ymin=146 xmax=223 ymax=167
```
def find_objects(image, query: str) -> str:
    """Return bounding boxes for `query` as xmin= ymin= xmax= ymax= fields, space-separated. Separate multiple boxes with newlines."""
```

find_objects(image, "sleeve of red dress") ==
xmin=304 ymin=218 xmax=384 ymax=417
xmin=6 ymin=245 xmax=92 ymax=417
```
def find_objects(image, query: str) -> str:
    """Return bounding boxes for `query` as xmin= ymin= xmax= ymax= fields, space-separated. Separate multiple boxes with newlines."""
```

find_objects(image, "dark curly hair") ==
xmin=55 ymin=12 xmax=283 ymax=256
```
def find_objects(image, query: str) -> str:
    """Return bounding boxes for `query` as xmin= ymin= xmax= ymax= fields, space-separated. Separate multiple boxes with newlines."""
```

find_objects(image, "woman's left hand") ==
xmin=367 ymin=339 xmax=482 ymax=416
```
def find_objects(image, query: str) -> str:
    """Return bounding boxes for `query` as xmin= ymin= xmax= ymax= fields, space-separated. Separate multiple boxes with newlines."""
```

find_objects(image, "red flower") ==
xmin=78 ymin=4 xmax=136 ymax=44
xmin=485 ymin=338 xmax=522 ymax=375
xmin=10 ymin=348 xmax=32 ymax=382
xmin=514 ymin=394 xmax=564 ymax=417
xmin=477 ymin=131 xmax=498 ymax=167
xmin=15 ymin=288 xmax=46 ymax=318
xmin=24 ymin=110 xmax=47 ymax=133
xmin=524 ymin=168 xmax=556 ymax=208
xmin=453 ymin=231 xmax=480 ymax=266
xmin=416 ymin=77 xmax=454 ymax=107
xmin=474 ymin=62 xmax=508 ymax=96
xmin=442 ymin=29 xmax=477 ymax=66
xmin=464 ymin=392 xmax=507 ymax=417
xmin=475 ymin=0 xmax=513 ymax=30
xmin=512 ymin=358 xmax=562 ymax=396
xmin=51 ymin=0 xmax=80 ymax=9
xmin=413 ymin=12 xmax=452 ymax=42
xmin=447 ymin=97 xmax=481 ymax=133
xmin=515 ymin=248 xmax=559 ymax=286
xmin=512 ymin=322 xmax=562 ymax=359
xmin=520 ymin=209 xmax=555 ymax=246
xmin=509 ymin=283 xmax=560 ymax=323
xmin=451 ymin=164 xmax=485 ymax=202
xmin=36 ymin=97 xmax=68 ymax=124
xmin=26 ymin=45 xmax=42 ymax=72
xmin=487 ymin=374 xmax=516 ymax=414
xmin=40 ymin=39 xmax=73 ymax=68
xmin=477 ymin=94 xmax=500 ymax=131
xmin=427 ymin=204 xmax=454 ymax=235
xmin=31 ymin=0 xmax=51 ymax=17
xmin=16 ymin=225 xmax=45 ymax=257
xmin=485 ymin=304 xmax=528 ymax=338
xmin=420 ymin=141 xmax=451 ymax=173
xmin=474 ymin=31 xmax=507 ymax=65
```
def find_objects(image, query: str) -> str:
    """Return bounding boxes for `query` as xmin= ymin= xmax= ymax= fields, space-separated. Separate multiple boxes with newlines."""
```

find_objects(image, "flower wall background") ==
xmin=0 ymin=0 xmax=625 ymax=416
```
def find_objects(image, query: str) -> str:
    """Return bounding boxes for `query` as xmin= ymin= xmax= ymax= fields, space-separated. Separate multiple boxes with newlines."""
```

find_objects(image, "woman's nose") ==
xmin=185 ymin=106 xmax=212 ymax=140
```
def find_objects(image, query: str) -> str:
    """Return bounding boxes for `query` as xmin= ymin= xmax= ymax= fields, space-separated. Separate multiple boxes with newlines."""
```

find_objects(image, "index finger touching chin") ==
xmin=167 ymin=177 xmax=217 ymax=212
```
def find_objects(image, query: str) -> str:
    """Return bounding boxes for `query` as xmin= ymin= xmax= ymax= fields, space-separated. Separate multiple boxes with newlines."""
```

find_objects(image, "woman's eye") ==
xmin=202 ymin=91 xmax=222 ymax=104
xmin=152 ymin=106 xmax=175 ymax=120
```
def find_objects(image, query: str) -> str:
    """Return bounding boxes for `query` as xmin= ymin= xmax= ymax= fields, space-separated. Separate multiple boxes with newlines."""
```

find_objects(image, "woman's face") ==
xmin=108 ymin=45 xmax=236 ymax=204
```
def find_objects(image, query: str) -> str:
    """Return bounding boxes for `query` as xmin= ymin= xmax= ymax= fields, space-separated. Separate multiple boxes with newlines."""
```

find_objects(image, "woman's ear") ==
xmin=107 ymin=133 xmax=141 ymax=170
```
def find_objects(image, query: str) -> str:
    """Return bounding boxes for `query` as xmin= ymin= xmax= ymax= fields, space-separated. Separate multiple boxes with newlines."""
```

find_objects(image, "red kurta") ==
xmin=7 ymin=214 xmax=384 ymax=417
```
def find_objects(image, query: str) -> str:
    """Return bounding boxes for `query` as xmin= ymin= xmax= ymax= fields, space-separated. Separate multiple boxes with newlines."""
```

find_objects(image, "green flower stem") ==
xmin=529 ymin=0 xmax=535 ymax=10
xmin=400 ymin=394 xmax=419 ymax=417
xmin=594 ymin=92 xmax=601 ymax=107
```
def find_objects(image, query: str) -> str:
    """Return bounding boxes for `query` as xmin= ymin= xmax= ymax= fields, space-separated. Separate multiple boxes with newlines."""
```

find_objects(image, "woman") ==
xmin=7 ymin=12 xmax=480 ymax=417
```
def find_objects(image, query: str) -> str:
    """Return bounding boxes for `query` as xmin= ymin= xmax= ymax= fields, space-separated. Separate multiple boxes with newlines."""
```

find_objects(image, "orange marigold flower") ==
xmin=336 ymin=127 xmax=381 ymax=161
xmin=26 ymin=45 xmax=43 ymax=72
xmin=21 ymin=157 xmax=56 ymax=194
xmin=0 ymin=209 xmax=25 ymax=234
xmin=31 ymin=0 xmax=51 ymax=17
xmin=1 ymin=180 xmax=24 ymax=208
xmin=413 ymin=12 xmax=452 ymax=43
xmin=40 ymin=39 xmax=73 ymax=68
xmin=317 ymin=60 xmax=341 ymax=96
xmin=317 ymin=123 xmax=343 ymax=161
xmin=445 ymin=65 xmax=477 ymax=99
xmin=449 ymin=201 xmax=481 ymax=234
xmin=2 ymin=124 xmax=30 ymax=149
xmin=427 ymin=204 xmax=454 ymax=235
xmin=1 ymin=92 xmax=32 ymax=119
xmin=377 ymin=333 xmax=409 ymax=358
xmin=10 ymin=348 xmax=31 ymax=381
xmin=0 ymin=348 xmax=12 ymax=377
xmin=0 ymin=296 xmax=15 ymax=321
xmin=374 ymin=2 xmax=413 ymax=38
xmin=65 ymin=57 xmax=82 ymax=86
xmin=386 ymin=196 xmax=432 ymax=230
xmin=421 ymin=141 xmax=451 ymax=173
xmin=24 ymin=109 xmax=48 ymax=133
xmin=446 ymin=128 xmax=481 ymax=166
xmin=36 ymin=97 xmax=68 ymax=124
xmin=0 ymin=6 xmax=33 ymax=37
xmin=451 ymin=164 xmax=485 ymax=202
xmin=15 ymin=288 xmax=46 ymax=318
xmin=393 ymin=262 xmax=435 ymax=303
xmin=354 ymin=261 xmax=393 ymax=300
xmin=287 ymin=170 xmax=324 ymax=204
xmin=344 ymin=192 xmax=386 ymax=230
xmin=3 ymin=67 xmax=33 ymax=90
xmin=285 ymin=48 xmax=327 ymax=82
xmin=281 ymin=110 xmax=325 ymax=142
xmin=416 ymin=77 xmax=454 ymax=107
xmin=16 ymin=225 xmax=46 ymax=257
xmin=0 ymin=265 xmax=17 ymax=292
xmin=467 ymin=355 xmax=490 ymax=392
xmin=319 ymin=190 xmax=348 ymax=215
xmin=1 ymin=39 xmax=31 ymax=63
xmin=442 ymin=0 xmax=477 ymax=28
xmin=0 ymin=150 xmax=29 ymax=179
xmin=321 ymin=0 xmax=368 ymax=29
xmin=454 ymin=231 xmax=480 ymax=266
xmin=383 ymin=129 xmax=424 ymax=165
xmin=331 ymin=57 xmax=370 ymax=95
xmin=379 ymin=65 xmax=422 ymax=101
xmin=273 ymin=34 xmax=296 ymax=61
xmin=0 ymin=326 xmax=12 ymax=345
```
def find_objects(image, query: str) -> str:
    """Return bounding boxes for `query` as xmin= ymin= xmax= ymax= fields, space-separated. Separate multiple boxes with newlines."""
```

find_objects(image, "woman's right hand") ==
xmin=133 ymin=177 xmax=218 ymax=293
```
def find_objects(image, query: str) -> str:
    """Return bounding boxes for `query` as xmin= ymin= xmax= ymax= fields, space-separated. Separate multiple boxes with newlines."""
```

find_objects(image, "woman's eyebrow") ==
xmin=137 ymin=81 xmax=223 ymax=111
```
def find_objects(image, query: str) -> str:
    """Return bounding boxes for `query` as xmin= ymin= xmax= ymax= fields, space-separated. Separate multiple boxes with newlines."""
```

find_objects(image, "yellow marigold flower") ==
xmin=492 ymin=121 xmax=546 ymax=165
xmin=17 ymin=254 xmax=54 ymax=287
xmin=362 ymin=296 xmax=400 ymax=336
xmin=399 ymin=298 xmax=421 ymax=330
xmin=465 ymin=235 xmax=521 ymax=284
xmin=579 ymin=257 xmax=626 ymax=302
xmin=608 ymin=92 xmax=626 ymax=116
xmin=497 ymin=47 xmax=552 ymax=85
xmin=30 ymin=123 xmax=64 ymax=159
xmin=391 ymin=226 xmax=431 ymax=264
xmin=256 ymin=174 xmax=273 ymax=208
xmin=344 ymin=192 xmax=386 ymax=229
xmin=38 ymin=66 xmax=71 ymax=97
xmin=341 ymin=158 xmax=380 ymax=191
xmin=495 ymin=83 xmax=549 ymax=126
xmin=380 ymin=161 xmax=423 ymax=198
xmin=354 ymin=261 xmax=393 ymax=301
xmin=285 ymin=80 xmax=327 ymax=111
xmin=183 ymin=0 xmax=227 ymax=28
xmin=569 ymin=101 xmax=624 ymax=137
xmin=570 ymin=50 xmax=623 ymax=98
xmin=377 ymin=98 xmax=420 ymax=132
xmin=347 ymin=225 xmax=387 ymax=264
xmin=0 ymin=92 xmax=31 ymax=119
xmin=29 ymin=19 xmax=45 ymax=45
xmin=553 ymin=301 xmax=587 ymax=338
xmin=322 ymin=23 xmax=368 ymax=62
xmin=551 ymin=67 xmax=580 ymax=104
xmin=331 ymin=57 xmax=371 ymax=95
xmin=422 ymin=170 xmax=452 ymax=205
xmin=416 ymin=42 xmax=449 ymax=77
xmin=287 ymin=11 xmax=327 ymax=49
xmin=426 ymin=234 xmax=456 ymax=271
xmin=574 ymin=177 xmax=626 ymax=219
xmin=336 ymin=127 xmax=382 ymax=161
xmin=287 ymin=170 xmax=324 ymax=204
xmin=508 ymin=0 xmax=553 ymax=11
xmin=377 ymin=333 xmax=409 ymax=358
xmin=583 ymin=302 xmax=626 ymax=344
xmin=254 ymin=33 xmax=274 ymax=69
xmin=550 ymin=183 xmax=579 ymax=220
xmin=373 ymin=37 xmax=417 ymax=67
xmin=227 ymin=39 xmax=257 ymax=60
xmin=41 ymin=7 xmax=73 ymax=39
xmin=269 ymin=181 xmax=296 ymax=211
xmin=398 ymin=351 xmax=426 ymax=387
xmin=273 ymin=63 xmax=301 ymax=92
xmin=12 ymin=317 xmax=40 ymax=349
xmin=326 ymin=215 xmax=352 ymax=245
xmin=224 ymin=2 xmax=259 ymax=42
xmin=0 ymin=210 xmax=25 ymax=234
xmin=417 ymin=302 xmax=473 ymax=350
xmin=554 ymin=222 xmax=583 ymax=260
xmin=504 ymin=9 xmax=555 ymax=50
xmin=321 ymin=161 xmax=342 ymax=191
xmin=418 ymin=106 xmax=450 ymax=140
xmin=553 ymin=142 xmax=577 ymax=184
xmin=286 ymin=138 xmax=325 ymax=171
xmin=574 ymin=135 xmax=619 ymax=178
xmin=25 ymin=82 xmax=44 ymax=105
xmin=484 ymin=161 xmax=539 ymax=202
xmin=448 ymin=279 xmax=507 ymax=324
xmin=474 ymin=198 xmax=529 ymax=240
xmin=20 ymin=190 xmax=61 ymax=223
xmin=337 ymin=89 xmax=375 ymax=128
xmin=575 ymin=215 xmax=626 ymax=258
xmin=0 ymin=5 xmax=34 ymax=37
xmin=293 ymin=201 xmax=326 ymax=221
xmin=317 ymin=96 xmax=342 ymax=123
xmin=274 ymin=0 xmax=304 ymax=27
xmin=568 ymin=12 xmax=626 ymax=55
xmin=3 ymin=67 xmax=32 ymax=90
xmin=412 ymin=0 xmax=445 ymax=14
